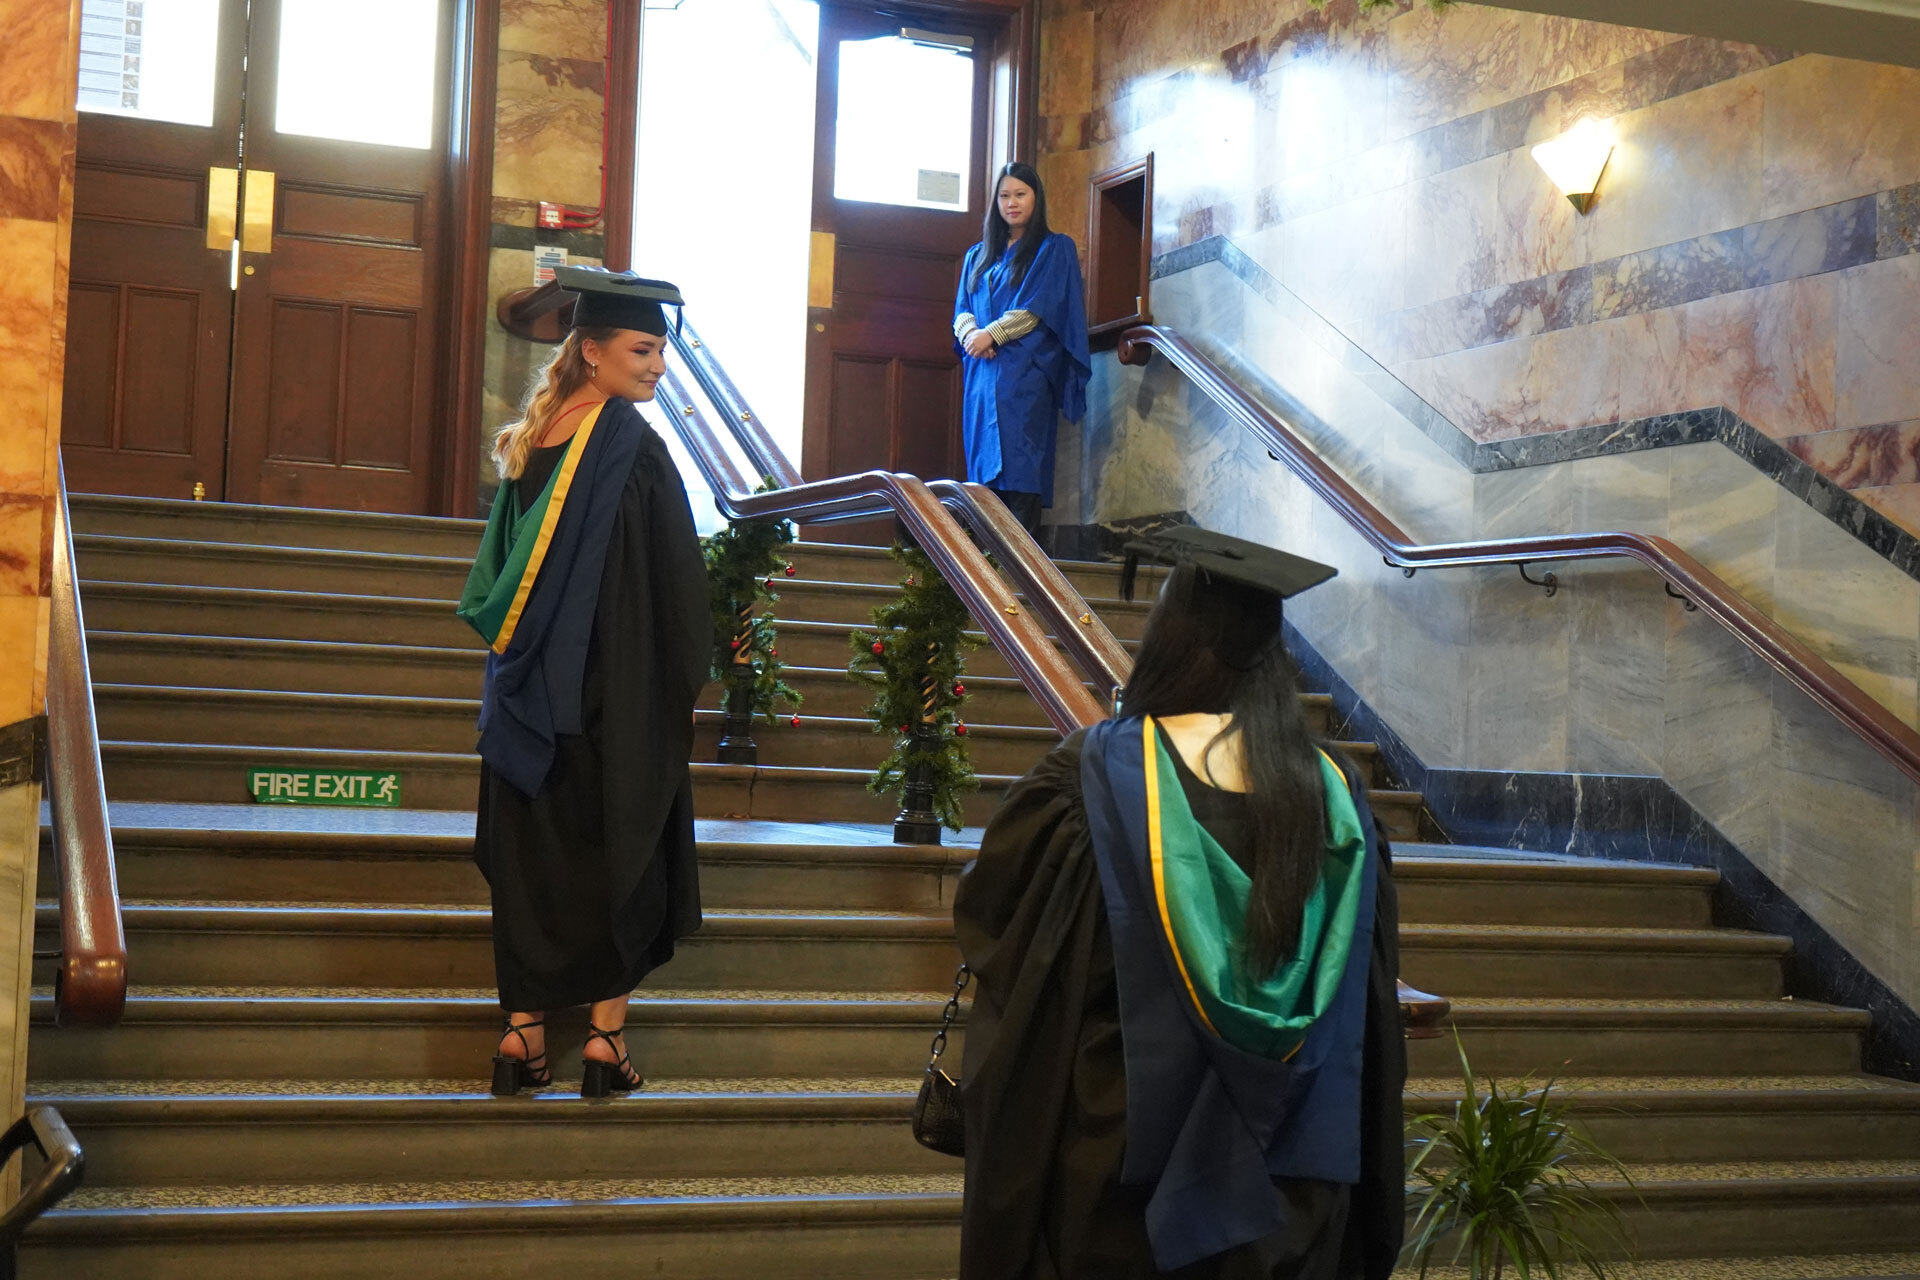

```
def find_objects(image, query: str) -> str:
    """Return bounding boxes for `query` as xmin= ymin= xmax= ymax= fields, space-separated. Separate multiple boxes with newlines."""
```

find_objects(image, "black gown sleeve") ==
xmin=1347 ymin=762 xmax=1408 ymax=1280
xmin=954 ymin=731 xmax=1114 ymax=1280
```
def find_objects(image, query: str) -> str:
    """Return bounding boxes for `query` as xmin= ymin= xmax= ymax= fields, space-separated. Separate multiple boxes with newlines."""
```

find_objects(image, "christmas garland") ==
xmin=702 ymin=494 xmax=802 ymax=725
xmin=848 ymin=541 xmax=981 ymax=831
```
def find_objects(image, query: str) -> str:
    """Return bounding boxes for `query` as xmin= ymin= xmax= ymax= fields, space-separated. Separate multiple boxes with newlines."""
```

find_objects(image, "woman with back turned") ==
xmin=953 ymin=161 xmax=1092 ymax=537
xmin=457 ymin=267 xmax=710 ymax=1100
xmin=953 ymin=527 xmax=1406 ymax=1278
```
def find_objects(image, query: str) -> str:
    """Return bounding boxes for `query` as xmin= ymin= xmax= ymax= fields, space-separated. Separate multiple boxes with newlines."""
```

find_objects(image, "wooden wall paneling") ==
xmin=604 ymin=0 xmax=642 ymax=273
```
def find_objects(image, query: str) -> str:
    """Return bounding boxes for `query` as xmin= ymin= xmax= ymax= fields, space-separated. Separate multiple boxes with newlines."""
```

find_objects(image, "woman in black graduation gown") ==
xmin=457 ymin=268 xmax=710 ymax=1100
xmin=952 ymin=528 xmax=1406 ymax=1279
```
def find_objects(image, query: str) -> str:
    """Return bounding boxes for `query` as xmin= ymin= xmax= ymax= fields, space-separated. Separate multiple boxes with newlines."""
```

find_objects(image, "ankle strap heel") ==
xmin=491 ymin=1017 xmax=552 ymax=1097
xmin=580 ymin=1024 xmax=644 ymax=1099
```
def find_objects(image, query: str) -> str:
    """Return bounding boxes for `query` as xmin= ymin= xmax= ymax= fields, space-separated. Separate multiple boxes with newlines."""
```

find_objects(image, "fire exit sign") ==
xmin=248 ymin=768 xmax=401 ymax=807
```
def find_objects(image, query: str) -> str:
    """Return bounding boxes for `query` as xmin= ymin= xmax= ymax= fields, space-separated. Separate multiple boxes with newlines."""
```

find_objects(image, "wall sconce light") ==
xmin=1531 ymin=118 xmax=1614 ymax=214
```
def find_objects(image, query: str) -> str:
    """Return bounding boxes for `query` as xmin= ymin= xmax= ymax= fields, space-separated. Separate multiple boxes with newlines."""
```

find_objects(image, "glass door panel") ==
xmin=274 ymin=0 xmax=439 ymax=149
xmin=77 ymin=0 xmax=222 ymax=126
xmin=832 ymin=33 xmax=973 ymax=212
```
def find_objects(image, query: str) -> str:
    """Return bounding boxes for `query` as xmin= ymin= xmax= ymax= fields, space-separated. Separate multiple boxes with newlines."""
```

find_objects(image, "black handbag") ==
xmin=912 ymin=962 xmax=970 ymax=1156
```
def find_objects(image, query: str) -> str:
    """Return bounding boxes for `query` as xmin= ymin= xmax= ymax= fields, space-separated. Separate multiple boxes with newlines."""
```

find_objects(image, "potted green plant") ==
xmin=1403 ymin=1035 xmax=1637 ymax=1280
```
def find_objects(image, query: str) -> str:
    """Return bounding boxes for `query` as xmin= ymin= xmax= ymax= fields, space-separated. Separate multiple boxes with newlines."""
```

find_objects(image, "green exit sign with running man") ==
xmin=248 ymin=768 xmax=402 ymax=807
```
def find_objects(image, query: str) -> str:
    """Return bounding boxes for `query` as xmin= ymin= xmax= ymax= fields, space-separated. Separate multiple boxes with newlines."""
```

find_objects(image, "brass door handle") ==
xmin=808 ymin=230 xmax=834 ymax=309
xmin=241 ymin=168 xmax=276 ymax=255
xmin=206 ymin=166 xmax=239 ymax=251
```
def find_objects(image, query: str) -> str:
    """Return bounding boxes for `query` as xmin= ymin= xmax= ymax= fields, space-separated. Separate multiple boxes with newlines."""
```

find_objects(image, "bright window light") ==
xmin=833 ymin=35 xmax=972 ymax=211
xmin=277 ymin=0 xmax=438 ymax=150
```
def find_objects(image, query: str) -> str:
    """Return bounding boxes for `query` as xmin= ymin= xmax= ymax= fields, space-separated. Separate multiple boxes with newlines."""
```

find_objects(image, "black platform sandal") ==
xmin=580 ymin=1024 xmax=644 ymax=1099
xmin=491 ymin=1018 xmax=553 ymax=1096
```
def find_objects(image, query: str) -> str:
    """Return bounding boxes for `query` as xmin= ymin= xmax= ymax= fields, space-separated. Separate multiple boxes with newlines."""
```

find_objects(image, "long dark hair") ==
xmin=1119 ymin=563 xmax=1333 ymax=974
xmin=971 ymin=161 xmax=1052 ymax=292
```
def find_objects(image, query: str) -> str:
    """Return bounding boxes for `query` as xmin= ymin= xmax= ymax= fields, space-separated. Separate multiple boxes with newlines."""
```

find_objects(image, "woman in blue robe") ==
xmin=954 ymin=162 xmax=1092 ymax=535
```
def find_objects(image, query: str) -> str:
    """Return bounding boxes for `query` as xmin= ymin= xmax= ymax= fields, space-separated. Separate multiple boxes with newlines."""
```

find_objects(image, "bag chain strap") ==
xmin=927 ymin=963 xmax=971 ymax=1069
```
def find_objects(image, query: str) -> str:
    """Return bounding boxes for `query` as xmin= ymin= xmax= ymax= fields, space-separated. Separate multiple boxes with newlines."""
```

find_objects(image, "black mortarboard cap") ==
xmin=1119 ymin=526 xmax=1337 ymax=605
xmin=557 ymin=265 xmax=685 ymax=336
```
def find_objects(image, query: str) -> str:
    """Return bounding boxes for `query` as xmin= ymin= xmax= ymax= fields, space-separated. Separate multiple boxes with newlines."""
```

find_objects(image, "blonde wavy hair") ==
xmin=492 ymin=326 xmax=620 ymax=480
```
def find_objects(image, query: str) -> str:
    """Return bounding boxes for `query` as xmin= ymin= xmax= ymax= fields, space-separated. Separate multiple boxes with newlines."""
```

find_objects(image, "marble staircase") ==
xmin=18 ymin=492 xmax=1920 ymax=1278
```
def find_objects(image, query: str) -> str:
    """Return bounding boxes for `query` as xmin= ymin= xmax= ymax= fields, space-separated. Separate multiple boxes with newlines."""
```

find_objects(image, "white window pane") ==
xmin=276 ymin=0 xmax=437 ymax=149
xmin=77 ymin=0 xmax=220 ymax=127
xmin=833 ymin=35 xmax=971 ymax=212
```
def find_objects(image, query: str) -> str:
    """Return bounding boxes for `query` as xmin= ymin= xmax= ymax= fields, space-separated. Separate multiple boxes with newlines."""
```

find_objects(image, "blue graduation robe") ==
xmin=954 ymin=231 xmax=1091 ymax=505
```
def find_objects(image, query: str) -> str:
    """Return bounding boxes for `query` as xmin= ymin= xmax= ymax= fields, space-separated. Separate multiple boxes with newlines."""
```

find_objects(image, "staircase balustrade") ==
xmin=1118 ymin=324 xmax=1920 ymax=791
xmin=44 ymin=462 xmax=126 ymax=1027
xmin=655 ymin=331 xmax=1450 ymax=1037
xmin=0 ymin=1106 xmax=83 ymax=1278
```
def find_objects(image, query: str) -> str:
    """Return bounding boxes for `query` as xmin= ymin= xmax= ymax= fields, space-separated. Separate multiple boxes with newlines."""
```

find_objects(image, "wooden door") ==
xmin=62 ymin=0 xmax=455 ymax=514
xmin=63 ymin=0 xmax=249 ymax=501
xmin=802 ymin=6 xmax=991 ymax=538
xmin=223 ymin=0 xmax=454 ymax=512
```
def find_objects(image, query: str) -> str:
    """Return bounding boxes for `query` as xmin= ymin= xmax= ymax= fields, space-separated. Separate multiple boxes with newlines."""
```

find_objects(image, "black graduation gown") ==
xmin=474 ymin=416 xmax=711 ymax=1011
xmin=952 ymin=730 xmax=1406 ymax=1280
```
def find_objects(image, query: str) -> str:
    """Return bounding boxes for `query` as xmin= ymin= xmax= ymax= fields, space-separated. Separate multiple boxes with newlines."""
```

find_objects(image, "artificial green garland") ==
xmin=849 ymin=541 xmax=980 ymax=831
xmin=702 ymin=496 xmax=802 ymax=725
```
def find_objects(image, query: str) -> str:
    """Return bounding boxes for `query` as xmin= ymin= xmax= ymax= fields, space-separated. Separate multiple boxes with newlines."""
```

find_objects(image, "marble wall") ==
xmin=0 ymin=0 xmax=78 ymax=1181
xmin=479 ymin=0 xmax=615 ymax=501
xmin=1092 ymin=252 xmax=1920 ymax=1021
xmin=1039 ymin=0 xmax=1920 ymax=533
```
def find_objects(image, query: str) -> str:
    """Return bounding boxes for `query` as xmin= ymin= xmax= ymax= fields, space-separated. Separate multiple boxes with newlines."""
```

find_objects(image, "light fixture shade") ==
xmin=1531 ymin=118 xmax=1614 ymax=213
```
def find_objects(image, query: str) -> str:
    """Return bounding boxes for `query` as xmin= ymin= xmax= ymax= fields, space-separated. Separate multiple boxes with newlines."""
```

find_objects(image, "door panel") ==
xmin=222 ymin=0 xmax=450 ymax=513
xmin=802 ymin=5 xmax=990 ymax=543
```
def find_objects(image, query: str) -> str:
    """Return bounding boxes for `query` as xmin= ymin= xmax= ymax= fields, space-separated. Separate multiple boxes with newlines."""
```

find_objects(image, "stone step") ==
xmin=32 ymin=1083 xmax=948 ymax=1187
xmin=1391 ymin=848 xmax=1717 ymax=928
xmin=46 ymin=817 xmax=972 ymax=913
xmin=27 ymin=989 xmax=965 ymax=1082
xmin=21 ymin=1177 xmax=963 ymax=1280
xmin=34 ymin=1074 xmax=1920 ymax=1190
xmin=1398 ymin=923 xmax=1788 ymax=1000
xmin=51 ymin=821 xmax=1715 ymax=922
xmin=83 ymin=633 xmax=1139 ymax=731
xmin=36 ymin=903 xmax=966 ymax=992
xmin=81 ymin=583 xmax=1141 ymax=679
xmin=75 ymin=531 xmax=1129 ymax=603
xmin=27 ymin=991 xmax=1866 ymax=1083
xmin=90 ymin=683 xmax=1374 ymax=786
xmin=70 ymin=492 xmax=487 ymax=558
xmin=36 ymin=904 xmax=1766 ymax=1000
xmin=95 ymin=742 xmax=1429 ymax=836
xmin=1401 ymin=1075 xmax=1920 ymax=1165
xmin=23 ymin=1162 xmax=1920 ymax=1278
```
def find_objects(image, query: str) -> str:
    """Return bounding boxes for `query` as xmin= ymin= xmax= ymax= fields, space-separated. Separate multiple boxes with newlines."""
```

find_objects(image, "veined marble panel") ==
xmin=0 ymin=594 xmax=37 ymax=724
xmin=1041 ymin=9 xmax=1096 ymax=117
xmin=1772 ymin=482 xmax=1920 ymax=724
xmin=1662 ymin=604 xmax=1776 ymax=853
xmin=493 ymin=51 xmax=606 ymax=208
xmin=1667 ymin=442 xmax=1779 ymax=609
xmin=1786 ymin=421 xmax=1920 ymax=491
xmin=1581 ymin=72 xmax=1764 ymax=265
xmin=500 ymin=0 xmax=606 ymax=61
xmin=1676 ymin=273 xmax=1838 ymax=440
xmin=1759 ymin=56 xmax=1920 ymax=222
xmin=0 ymin=2 xmax=75 ymax=122
xmin=1837 ymin=255 xmax=1920 ymax=433
xmin=0 ymin=216 xmax=55 ymax=455
xmin=1768 ymin=673 xmax=1920 ymax=998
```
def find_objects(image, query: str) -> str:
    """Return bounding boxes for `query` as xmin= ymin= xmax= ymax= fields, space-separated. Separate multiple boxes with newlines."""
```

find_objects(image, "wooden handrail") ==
xmin=656 ymin=346 xmax=1448 ymax=1035
xmin=46 ymin=461 xmax=126 ymax=1026
xmin=1117 ymin=324 xmax=1920 ymax=789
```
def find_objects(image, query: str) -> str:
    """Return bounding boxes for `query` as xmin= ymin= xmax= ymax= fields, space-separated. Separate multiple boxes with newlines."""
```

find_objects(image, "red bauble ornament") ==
xmin=899 ymin=724 xmax=909 ymax=733
xmin=769 ymin=648 xmax=777 ymax=658
xmin=906 ymin=576 xmax=916 ymax=587
xmin=871 ymin=641 xmax=885 ymax=655
xmin=790 ymin=715 xmax=801 ymax=727
xmin=953 ymin=683 xmax=966 ymax=696
xmin=765 ymin=577 xmax=776 ymax=590
xmin=955 ymin=723 xmax=969 ymax=737
xmin=729 ymin=639 xmax=741 ymax=650
xmin=784 ymin=563 xmax=796 ymax=576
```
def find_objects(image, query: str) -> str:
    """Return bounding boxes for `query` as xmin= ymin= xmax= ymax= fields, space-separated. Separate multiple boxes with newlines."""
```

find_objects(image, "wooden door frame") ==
xmin=439 ymin=0 xmax=1033 ymax=517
